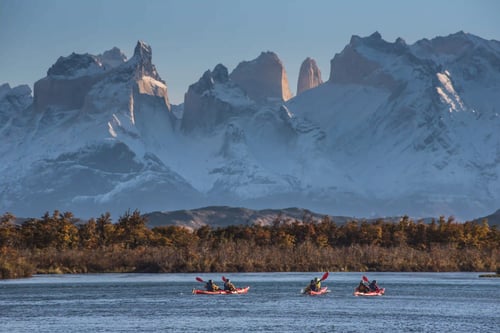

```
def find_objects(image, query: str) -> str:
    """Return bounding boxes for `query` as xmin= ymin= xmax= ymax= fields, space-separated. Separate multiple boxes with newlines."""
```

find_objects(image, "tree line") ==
xmin=1 ymin=210 xmax=498 ymax=279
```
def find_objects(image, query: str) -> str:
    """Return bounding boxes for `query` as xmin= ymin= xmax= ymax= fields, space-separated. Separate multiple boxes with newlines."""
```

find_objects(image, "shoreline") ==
xmin=3 ymin=270 xmax=499 ymax=281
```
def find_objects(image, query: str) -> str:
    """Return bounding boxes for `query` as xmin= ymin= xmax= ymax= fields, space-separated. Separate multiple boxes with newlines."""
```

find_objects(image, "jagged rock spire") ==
xmin=212 ymin=63 xmax=229 ymax=83
xmin=297 ymin=57 xmax=323 ymax=95
xmin=130 ymin=41 xmax=162 ymax=81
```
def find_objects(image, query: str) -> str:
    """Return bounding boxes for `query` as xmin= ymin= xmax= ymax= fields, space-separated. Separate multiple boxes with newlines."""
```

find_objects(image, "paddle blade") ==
xmin=321 ymin=272 xmax=329 ymax=281
xmin=196 ymin=277 xmax=204 ymax=283
xmin=222 ymin=276 xmax=227 ymax=282
xmin=362 ymin=275 xmax=369 ymax=282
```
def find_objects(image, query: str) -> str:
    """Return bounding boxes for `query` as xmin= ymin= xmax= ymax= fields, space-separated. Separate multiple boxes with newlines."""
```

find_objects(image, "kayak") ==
xmin=302 ymin=287 xmax=329 ymax=295
xmin=192 ymin=286 xmax=250 ymax=295
xmin=353 ymin=288 xmax=385 ymax=296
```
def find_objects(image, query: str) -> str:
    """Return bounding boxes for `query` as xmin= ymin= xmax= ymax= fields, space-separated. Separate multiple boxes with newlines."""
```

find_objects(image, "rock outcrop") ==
xmin=328 ymin=32 xmax=402 ymax=91
xmin=0 ymin=83 xmax=32 ymax=114
xmin=296 ymin=57 xmax=323 ymax=95
xmin=97 ymin=47 xmax=127 ymax=69
xmin=33 ymin=41 xmax=171 ymax=114
xmin=33 ymin=53 xmax=106 ymax=111
xmin=128 ymin=41 xmax=163 ymax=82
xmin=230 ymin=51 xmax=293 ymax=102
xmin=181 ymin=64 xmax=252 ymax=132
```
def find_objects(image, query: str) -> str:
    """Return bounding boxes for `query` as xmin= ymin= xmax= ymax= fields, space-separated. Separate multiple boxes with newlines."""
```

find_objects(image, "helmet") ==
xmin=315 ymin=277 xmax=320 ymax=282
xmin=372 ymin=280 xmax=377 ymax=283
xmin=226 ymin=279 xmax=230 ymax=282
xmin=208 ymin=279 xmax=213 ymax=283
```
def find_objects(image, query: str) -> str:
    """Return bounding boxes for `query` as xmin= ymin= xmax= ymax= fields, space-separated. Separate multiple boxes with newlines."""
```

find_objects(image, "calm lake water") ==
xmin=0 ymin=272 xmax=498 ymax=332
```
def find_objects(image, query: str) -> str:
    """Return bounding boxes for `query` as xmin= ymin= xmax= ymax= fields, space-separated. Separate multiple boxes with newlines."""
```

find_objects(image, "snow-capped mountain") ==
xmin=287 ymin=31 xmax=500 ymax=219
xmin=1 ymin=42 xmax=202 ymax=217
xmin=1 ymin=32 xmax=498 ymax=220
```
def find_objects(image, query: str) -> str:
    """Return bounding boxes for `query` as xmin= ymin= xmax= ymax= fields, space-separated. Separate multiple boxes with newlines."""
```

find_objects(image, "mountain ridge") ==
xmin=144 ymin=205 xmax=500 ymax=229
xmin=1 ymin=32 xmax=498 ymax=220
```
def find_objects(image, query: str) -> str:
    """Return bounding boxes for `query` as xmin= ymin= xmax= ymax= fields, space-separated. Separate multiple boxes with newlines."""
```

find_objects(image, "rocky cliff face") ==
xmin=33 ymin=41 xmax=170 ymax=114
xmin=181 ymin=64 xmax=253 ymax=133
xmin=0 ymin=83 xmax=32 ymax=115
xmin=229 ymin=51 xmax=293 ymax=102
xmin=98 ymin=47 xmax=128 ymax=69
xmin=328 ymin=32 xmax=410 ymax=91
xmin=0 ymin=83 xmax=33 ymax=152
xmin=33 ymin=53 xmax=105 ymax=111
xmin=296 ymin=57 xmax=323 ymax=95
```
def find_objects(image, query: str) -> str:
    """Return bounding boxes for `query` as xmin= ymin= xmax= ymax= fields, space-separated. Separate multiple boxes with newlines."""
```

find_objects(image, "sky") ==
xmin=1 ymin=0 xmax=499 ymax=104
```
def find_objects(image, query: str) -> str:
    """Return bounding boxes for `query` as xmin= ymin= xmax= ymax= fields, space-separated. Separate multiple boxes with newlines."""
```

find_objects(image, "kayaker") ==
xmin=206 ymin=279 xmax=220 ymax=291
xmin=307 ymin=277 xmax=321 ymax=292
xmin=357 ymin=280 xmax=370 ymax=293
xmin=314 ymin=277 xmax=321 ymax=291
xmin=369 ymin=280 xmax=380 ymax=292
xmin=303 ymin=280 xmax=313 ymax=293
xmin=224 ymin=278 xmax=236 ymax=292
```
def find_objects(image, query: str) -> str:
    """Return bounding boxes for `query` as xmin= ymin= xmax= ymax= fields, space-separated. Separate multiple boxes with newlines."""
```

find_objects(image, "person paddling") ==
xmin=311 ymin=277 xmax=321 ymax=291
xmin=357 ymin=280 xmax=370 ymax=293
xmin=304 ymin=280 xmax=314 ymax=293
xmin=369 ymin=279 xmax=380 ymax=292
xmin=304 ymin=275 xmax=323 ymax=292
xmin=205 ymin=279 xmax=220 ymax=292
xmin=360 ymin=275 xmax=381 ymax=292
xmin=223 ymin=278 xmax=236 ymax=292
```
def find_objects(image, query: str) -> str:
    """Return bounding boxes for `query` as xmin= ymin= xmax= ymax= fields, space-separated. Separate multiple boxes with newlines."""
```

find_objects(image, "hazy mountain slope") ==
xmin=144 ymin=206 xmax=355 ymax=229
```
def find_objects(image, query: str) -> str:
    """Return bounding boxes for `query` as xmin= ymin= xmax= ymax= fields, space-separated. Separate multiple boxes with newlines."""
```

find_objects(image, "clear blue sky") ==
xmin=1 ymin=0 xmax=499 ymax=104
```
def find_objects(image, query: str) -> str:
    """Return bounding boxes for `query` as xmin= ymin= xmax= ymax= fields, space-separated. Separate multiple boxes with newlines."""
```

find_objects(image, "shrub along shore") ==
xmin=1 ymin=210 xmax=498 ymax=279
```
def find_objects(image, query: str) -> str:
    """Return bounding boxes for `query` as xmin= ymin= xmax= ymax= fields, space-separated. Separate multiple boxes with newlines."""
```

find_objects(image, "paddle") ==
xmin=197 ymin=277 xmax=223 ymax=292
xmin=362 ymin=275 xmax=380 ymax=292
xmin=221 ymin=276 xmax=228 ymax=282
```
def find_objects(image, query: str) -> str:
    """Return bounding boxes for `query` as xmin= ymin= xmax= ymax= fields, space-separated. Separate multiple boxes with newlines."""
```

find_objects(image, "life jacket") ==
xmin=206 ymin=282 xmax=219 ymax=291
xmin=310 ymin=281 xmax=321 ymax=291
xmin=369 ymin=282 xmax=379 ymax=291
xmin=358 ymin=283 xmax=369 ymax=292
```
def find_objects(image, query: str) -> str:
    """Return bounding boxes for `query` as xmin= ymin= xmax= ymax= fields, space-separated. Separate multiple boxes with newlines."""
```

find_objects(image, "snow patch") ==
xmin=212 ymin=83 xmax=253 ymax=107
xmin=436 ymin=72 xmax=465 ymax=112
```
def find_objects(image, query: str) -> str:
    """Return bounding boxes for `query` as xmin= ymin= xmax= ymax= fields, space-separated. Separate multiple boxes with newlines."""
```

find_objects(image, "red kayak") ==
xmin=302 ymin=287 xmax=329 ymax=295
xmin=192 ymin=286 xmax=250 ymax=295
xmin=353 ymin=287 xmax=385 ymax=296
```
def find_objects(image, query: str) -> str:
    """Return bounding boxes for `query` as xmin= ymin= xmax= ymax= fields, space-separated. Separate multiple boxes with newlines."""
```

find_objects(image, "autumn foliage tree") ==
xmin=0 ymin=210 xmax=498 ymax=278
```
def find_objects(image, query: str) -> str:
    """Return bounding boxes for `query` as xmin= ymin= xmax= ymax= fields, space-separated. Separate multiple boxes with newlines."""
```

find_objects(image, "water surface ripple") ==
xmin=1 ymin=272 xmax=498 ymax=332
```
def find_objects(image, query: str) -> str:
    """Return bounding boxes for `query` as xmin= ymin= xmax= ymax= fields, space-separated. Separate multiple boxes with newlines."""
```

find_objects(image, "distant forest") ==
xmin=1 ymin=210 xmax=499 ymax=279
